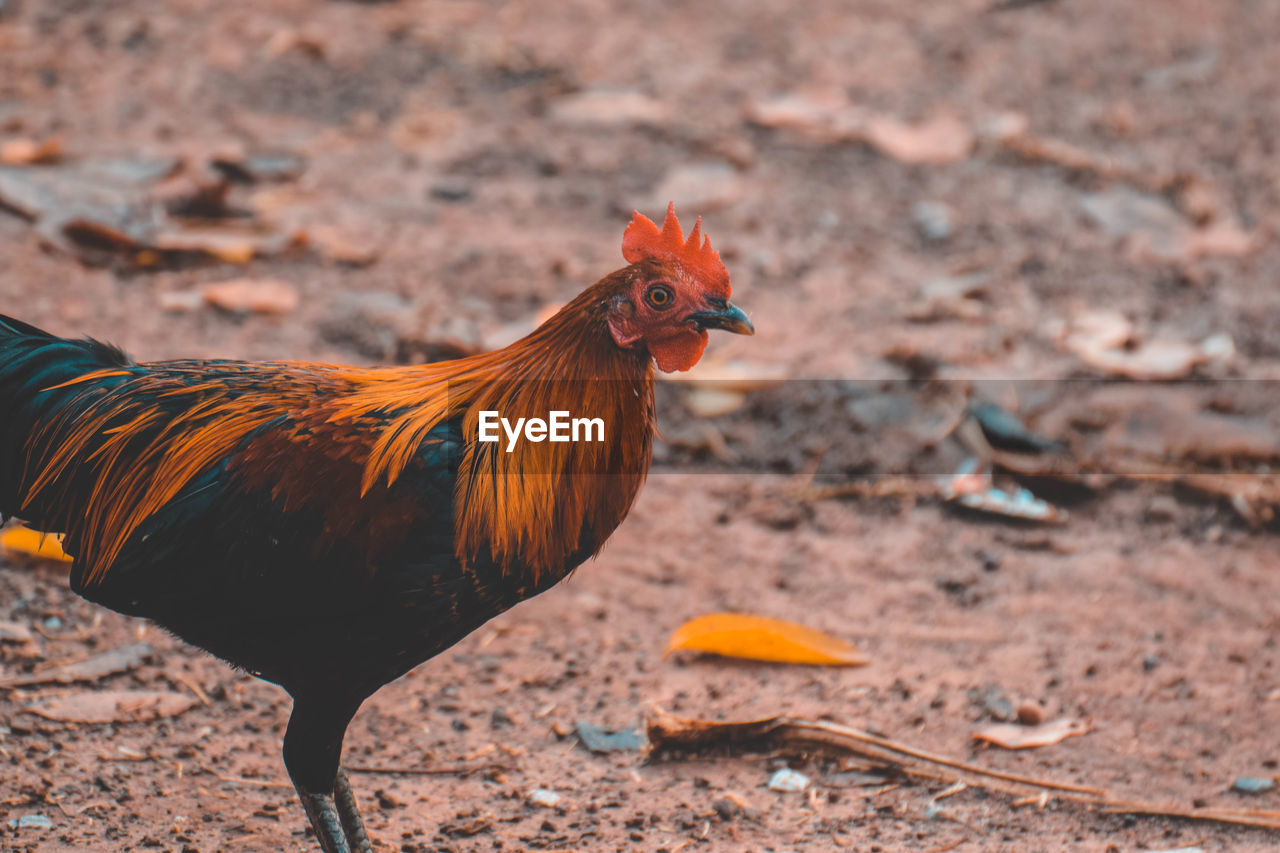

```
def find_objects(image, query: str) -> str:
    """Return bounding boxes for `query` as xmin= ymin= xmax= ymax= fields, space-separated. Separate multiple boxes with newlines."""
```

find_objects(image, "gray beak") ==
xmin=687 ymin=301 xmax=755 ymax=335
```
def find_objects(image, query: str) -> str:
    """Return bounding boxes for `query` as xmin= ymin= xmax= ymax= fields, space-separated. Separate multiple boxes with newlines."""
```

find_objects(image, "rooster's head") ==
xmin=607 ymin=202 xmax=753 ymax=372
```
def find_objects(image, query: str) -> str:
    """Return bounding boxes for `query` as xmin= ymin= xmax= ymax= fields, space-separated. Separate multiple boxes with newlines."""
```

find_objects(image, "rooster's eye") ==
xmin=646 ymin=284 xmax=674 ymax=309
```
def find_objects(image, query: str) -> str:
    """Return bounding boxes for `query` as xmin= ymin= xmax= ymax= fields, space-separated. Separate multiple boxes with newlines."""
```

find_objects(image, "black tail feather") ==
xmin=0 ymin=315 xmax=135 ymax=525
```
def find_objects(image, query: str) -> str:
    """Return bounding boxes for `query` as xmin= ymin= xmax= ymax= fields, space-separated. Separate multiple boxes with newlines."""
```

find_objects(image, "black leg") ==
xmin=284 ymin=697 xmax=364 ymax=853
xmin=334 ymin=768 xmax=373 ymax=852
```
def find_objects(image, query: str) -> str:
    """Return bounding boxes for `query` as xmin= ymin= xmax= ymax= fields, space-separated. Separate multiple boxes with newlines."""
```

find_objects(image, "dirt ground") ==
xmin=2 ymin=0 xmax=1280 ymax=850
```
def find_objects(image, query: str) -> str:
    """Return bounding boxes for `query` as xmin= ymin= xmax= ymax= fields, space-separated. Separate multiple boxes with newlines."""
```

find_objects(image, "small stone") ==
xmin=1145 ymin=496 xmax=1180 ymax=523
xmin=528 ymin=788 xmax=562 ymax=808
xmin=1015 ymin=701 xmax=1045 ymax=726
xmin=375 ymin=789 xmax=404 ymax=809
xmin=43 ymin=616 xmax=62 ymax=631
xmin=1142 ymin=654 xmax=1160 ymax=673
xmin=976 ymin=111 xmax=1029 ymax=143
xmin=767 ymin=768 xmax=810 ymax=793
xmin=1232 ymin=776 xmax=1274 ymax=795
xmin=156 ymin=290 xmax=204 ymax=313
xmin=711 ymin=796 xmax=742 ymax=821
xmin=574 ymin=720 xmax=646 ymax=753
xmin=430 ymin=178 xmax=472 ymax=202
xmin=8 ymin=814 xmax=52 ymax=830
xmin=912 ymin=201 xmax=953 ymax=242
xmin=979 ymin=685 xmax=1016 ymax=722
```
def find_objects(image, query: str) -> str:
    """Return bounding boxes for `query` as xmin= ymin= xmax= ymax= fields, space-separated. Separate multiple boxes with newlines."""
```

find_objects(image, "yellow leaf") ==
xmin=665 ymin=612 xmax=868 ymax=666
xmin=0 ymin=526 xmax=73 ymax=563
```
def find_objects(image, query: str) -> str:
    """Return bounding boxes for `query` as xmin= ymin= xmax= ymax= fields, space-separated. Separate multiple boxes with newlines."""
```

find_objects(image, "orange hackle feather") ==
xmin=23 ymin=273 xmax=654 ymax=588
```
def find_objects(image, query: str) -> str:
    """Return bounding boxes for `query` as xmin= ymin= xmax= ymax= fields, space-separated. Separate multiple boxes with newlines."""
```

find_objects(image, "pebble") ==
xmin=1145 ymin=495 xmax=1180 ymax=523
xmin=767 ymin=768 xmax=810 ymax=793
xmin=979 ymin=685 xmax=1016 ymax=722
xmin=8 ymin=814 xmax=52 ymax=830
xmin=1015 ymin=701 xmax=1045 ymax=726
xmin=528 ymin=788 xmax=562 ymax=808
xmin=711 ymin=796 xmax=742 ymax=821
xmin=429 ymin=178 xmax=472 ymax=202
xmin=1232 ymin=776 xmax=1275 ymax=794
xmin=912 ymin=201 xmax=953 ymax=242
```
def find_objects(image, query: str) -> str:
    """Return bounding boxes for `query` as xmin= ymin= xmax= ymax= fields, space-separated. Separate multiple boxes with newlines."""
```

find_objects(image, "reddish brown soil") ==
xmin=2 ymin=1 xmax=1280 ymax=851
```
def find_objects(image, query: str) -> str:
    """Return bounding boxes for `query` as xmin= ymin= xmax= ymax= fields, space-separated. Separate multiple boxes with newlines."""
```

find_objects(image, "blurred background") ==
xmin=1 ymin=1 xmax=1278 ymax=850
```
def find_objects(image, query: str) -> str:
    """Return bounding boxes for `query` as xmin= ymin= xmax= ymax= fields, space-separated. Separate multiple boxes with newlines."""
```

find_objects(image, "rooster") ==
xmin=0 ymin=203 xmax=752 ymax=853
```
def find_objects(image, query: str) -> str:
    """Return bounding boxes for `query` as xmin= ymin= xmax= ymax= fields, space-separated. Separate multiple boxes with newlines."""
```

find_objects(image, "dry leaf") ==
xmin=659 ymin=358 xmax=787 ymax=390
xmin=644 ymin=161 xmax=743 ymax=212
xmin=1187 ymin=221 xmax=1259 ymax=259
xmin=863 ymin=115 xmax=974 ymax=165
xmin=25 ymin=690 xmax=199 ymax=724
xmin=1 ymin=643 xmax=153 ymax=688
xmin=973 ymin=717 xmax=1092 ymax=749
xmin=202 ymin=278 xmax=300 ymax=314
xmin=0 ymin=136 xmax=64 ymax=165
xmin=310 ymin=225 xmax=380 ymax=267
xmin=745 ymin=91 xmax=857 ymax=141
xmin=1063 ymin=311 xmax=1225 ymax=380
xmin=551 ymin=90 xmax=668 ymax=128
xmin=684 ymin=387 xmax=747 ymax=418
xmin=1078 ymin=338 xmax=1207 ymax=381
xmin=666 ymin=612 xmax=868 ymax=666
xmin=0 ymin=526 xmax=73 ymax=562
xmin=0 ymin=621 xmax=35 ymax=645
xmin=154 ymin=230 xmax=258 ymax=264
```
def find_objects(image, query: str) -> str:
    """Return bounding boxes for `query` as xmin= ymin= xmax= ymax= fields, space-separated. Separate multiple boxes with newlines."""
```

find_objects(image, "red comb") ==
xmin=621 ymin=202 xmax=730 ymax=294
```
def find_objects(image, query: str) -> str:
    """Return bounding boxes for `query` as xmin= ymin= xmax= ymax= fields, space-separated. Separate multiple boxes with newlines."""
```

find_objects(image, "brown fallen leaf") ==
xmin=666 ymin=612 xmax=868 ymax=666
xmin=24 ymin=690 xmax=199 ymax=724
xmin=153 ymin=229 xmax=267 ymax=264
xmin=1186 ymin=220 xmax=1260 ymax=259
xmin=684 ymin=387 xmax=747 ymax=418
xmin=0 ymin=643 xmax=153 ymax=688
xmin=863 ymin=114 xmax=974 ymax=165
xmin=551 ymin=89 xmax=668 ymax=128
xmin=1079 ymin=338 xmax=1207 ymax=381
xmin=659 ymin=358 xmax=787 ymax=391
xmin=744 ymin=91 xmax=858 ymax=141
xmin=1062 ymin=312 xmax=1225 ymax=380
xmin=973 ymin=717 xmax=1092 ymax=750
xmin=309 ymin=225 xmax=380 ymax=267
xmin=0 ymin=525 xmax=73 ymax=562
xmin=644 ymin=161 xmax=743 ymax=212
xmin=0 ymin=620 xmax=35 ymax=645
xmin=202 ymin=278 xmax=301 ymax=315
xmin=0 ymin=136 xmax=64 ymax=166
